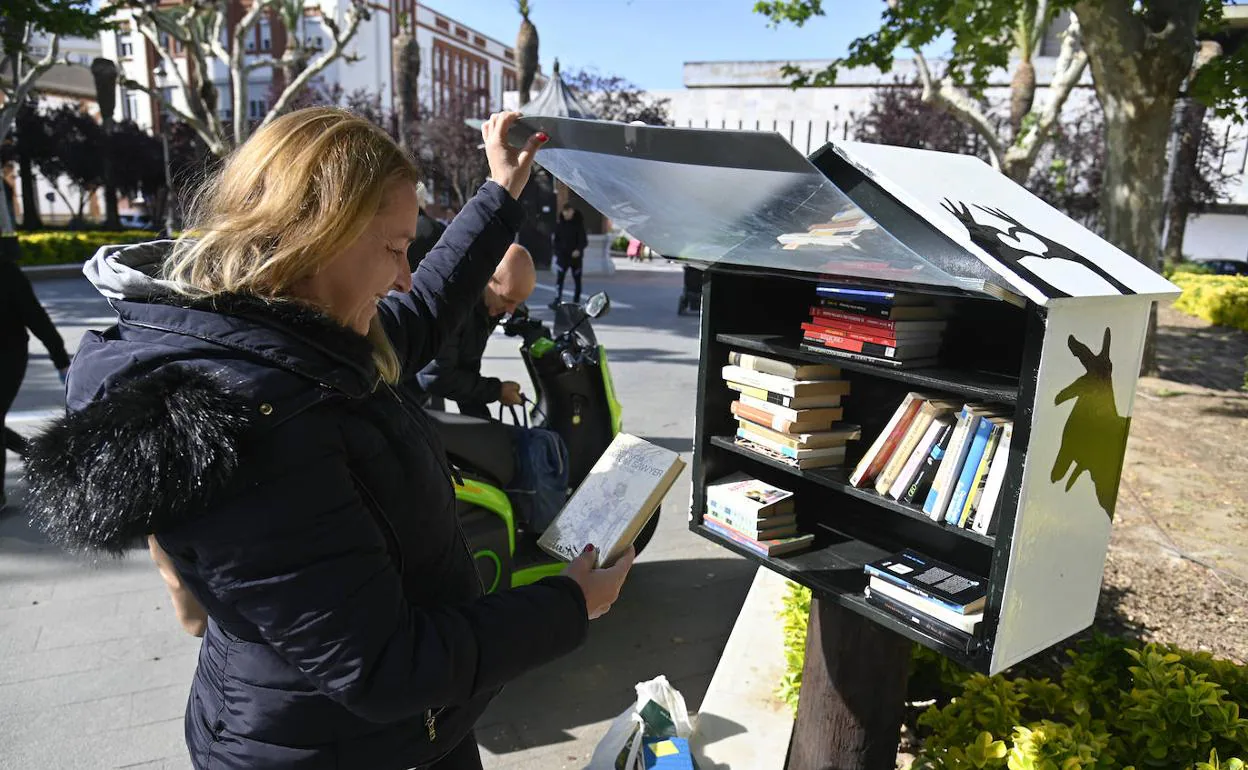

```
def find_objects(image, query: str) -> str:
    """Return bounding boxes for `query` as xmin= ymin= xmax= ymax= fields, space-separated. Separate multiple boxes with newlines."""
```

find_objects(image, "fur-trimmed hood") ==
xmin=26 ymin=241 xmax=380 ymax=554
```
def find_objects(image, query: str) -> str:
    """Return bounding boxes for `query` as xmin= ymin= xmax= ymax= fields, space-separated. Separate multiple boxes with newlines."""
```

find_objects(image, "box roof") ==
xmin=511 ymin=117 xmax=1179 ymax=305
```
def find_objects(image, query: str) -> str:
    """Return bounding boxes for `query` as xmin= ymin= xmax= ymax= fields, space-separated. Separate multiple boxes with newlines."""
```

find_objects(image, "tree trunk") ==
xmin=1074 ymin=0 xmax=1198 ymax=375
xmin=1162 ymin=97 xmax=1207 ymax=266
xmin=786 ymin=599 xmax=910 ymax=770
xmin=392 ymin=29 xmax=419 ymax=152
xmin=517 ymin=18 xmax=538 ymax=106
xmin=18 ymin=151 xmax=42 ymax=229
xmin=1010 ymin=59 xmax=1036 ymax=138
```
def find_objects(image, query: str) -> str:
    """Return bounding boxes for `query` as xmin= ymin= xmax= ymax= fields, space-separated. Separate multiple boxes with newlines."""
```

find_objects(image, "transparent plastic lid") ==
xmin=509 ymin=117 xmax=1006 ymax=294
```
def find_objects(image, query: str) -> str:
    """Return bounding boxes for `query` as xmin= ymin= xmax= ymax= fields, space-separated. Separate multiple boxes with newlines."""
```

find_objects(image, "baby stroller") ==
xmin=677 ymin=264 xmax=704 ymax=315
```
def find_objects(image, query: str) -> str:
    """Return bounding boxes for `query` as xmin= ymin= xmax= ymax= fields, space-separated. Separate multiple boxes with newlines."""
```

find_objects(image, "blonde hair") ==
xmin=164 ymin=107 xmax=421 ymax=384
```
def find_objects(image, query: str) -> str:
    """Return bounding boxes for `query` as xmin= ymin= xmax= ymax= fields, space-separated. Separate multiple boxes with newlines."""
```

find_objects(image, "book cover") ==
xmin=704 ymin=509 xmax=798 ymax=540
xmin=944 ymin=418 xmax=996 ymax=526
xmin=737 ymin=419 xmax=861 ymax=450
xmin=735 ymin=428 xmax=849 ymax=461
xmin=849 ymin=392 xmax=931 ymax=487
xmin=736 ymin=395 xmax=845 ymax=426
xmin=727 ymin=350 xmax=841 ymax=381
xmin=705 ymin=472 xmax=794 ymax=518
xmin=815 ymin=284 xmax=929 ymax=306
xmin=538 ymin=434 xmax=685 ymax=568
xmin=922 ymin=404 xmax=979 ymax=520
xmin=733 ymin=437 xmax=847 ymax=469
xmin=864 ymin=550 xmax=987 ymax=614
xmin=868 ymin=577 xmax=983 ymax=633
xmin=873 ymin=400 xmax=957 ymax=496
xmin=722 ymin=365 xmax=851 ymax=399
xmin=730 ymin=400 xmax=842 ymax=434
xmin=803 ymin=326 xmax=943 ymax=360
xmin=889 ymin=415 xmax=954 ymax=501
xmin=726 ymin=381 xmax=845 ymax=409
xmin=815 ymin=298 xmax=945 ymax=321
xmin=798 ymin=342 xmax=939 ymax=370
xmin=971 ymin=422 xmax=1013 ymax=536
xmin=962 ymin=419 xmax=1006 ymax=528
xmin=703 ymin=518 xmax=814 ymax=558
xmin=902 ymin=421 xmax=956 ymax=504
xmin=810 ymin=307 xmax=949 ymax=334
xmin=865 ymin=589 xmax=976 ymax=653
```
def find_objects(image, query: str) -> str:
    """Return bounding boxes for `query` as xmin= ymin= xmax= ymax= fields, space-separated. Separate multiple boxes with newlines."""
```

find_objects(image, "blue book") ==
xmin=945 ymin=419 xmax=994 ymax=525
xmin=816 ymin=284 xmax=924 ymax=305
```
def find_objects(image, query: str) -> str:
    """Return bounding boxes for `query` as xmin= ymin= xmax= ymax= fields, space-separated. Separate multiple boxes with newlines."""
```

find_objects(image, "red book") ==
xmin=802 ymin=321 xmax=904 ymax=347
xmin=810 ymin=306 xmax=948 ymax=334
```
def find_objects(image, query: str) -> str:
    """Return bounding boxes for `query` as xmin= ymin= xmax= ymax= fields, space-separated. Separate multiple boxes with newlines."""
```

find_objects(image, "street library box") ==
xmin=515 ymin=116 xmax=1180 ymax=675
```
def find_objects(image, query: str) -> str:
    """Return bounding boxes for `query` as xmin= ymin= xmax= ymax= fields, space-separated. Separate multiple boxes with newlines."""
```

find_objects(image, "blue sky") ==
xmin=426 ymin=0 xmax=889 ymax=90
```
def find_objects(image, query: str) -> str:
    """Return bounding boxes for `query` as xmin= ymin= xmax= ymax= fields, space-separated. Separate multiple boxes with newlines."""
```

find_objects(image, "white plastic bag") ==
xmin=587 ymin=675 xmax=693 ymax=770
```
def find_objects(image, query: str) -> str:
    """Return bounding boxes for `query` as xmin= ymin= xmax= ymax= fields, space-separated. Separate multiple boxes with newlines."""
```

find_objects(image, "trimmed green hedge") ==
xmin=16 ymin=230 xmax=157 ymax=266
xmin=1171 ymin=272 xmax=1248 ymax=333
xmin=778 ymin=582 xmax=1248 ymax=769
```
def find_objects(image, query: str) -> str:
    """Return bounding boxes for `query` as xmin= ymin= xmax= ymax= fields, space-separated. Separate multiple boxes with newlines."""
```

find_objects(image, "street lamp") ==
xmin=152 ymin=65 xmax=176 ymax=237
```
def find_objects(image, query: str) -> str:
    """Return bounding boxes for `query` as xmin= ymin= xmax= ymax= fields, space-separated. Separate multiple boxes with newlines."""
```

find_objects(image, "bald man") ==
xmin=412 ymin=244 xmax=536 ymax=418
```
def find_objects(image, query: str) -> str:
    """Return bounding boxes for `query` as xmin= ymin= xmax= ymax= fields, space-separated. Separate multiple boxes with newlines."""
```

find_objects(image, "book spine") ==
xmin=863 ymin=565 xmax=973 ymax=615
xmin=945 ymin=420 xmax=994 ymax=525
xmin=972 ymin=424 xmax=1013 ymax=536
xmin=850 ymin=395 xmax=922 ymax=487
xmin=728 ymin=382 xmax=795 ymax=408
xmin=731 ymin=401 xmax=794 ymax=433
xmin=923 ymin=407 xmax=976 ymax=520
xmin=865 ymin=590 xmax=974 ymax=653
xmin=869 ymin=578 xmax=980 ymax=632
xmin=704 ymin=507 xmax=794 ymax=539
xmin=816 ymin=286 xmax=897 ymax=303
xmin=815 ymin=298 xmax=894 ymax=319
xmin=798 ymin=343 xmax=918 ymax=369
xmin=738 ymin=395 xmax=803 ymax=422
xmin=811 ymin=307 xmax=903 ymax=331
xmin=738 ymin=421 xmax=799 ymax=450
xmin=889 ymin=419 xmax=945 ymax=500
xmin=902 ymin=423 xmax=954 ymax=504
xmin=723 ymin=365 xmax=797 ymax=398
xmin=806 ymin=330 xmax=902 ymax=358
xmin=703 ymin=518 xmax=770 ymax=557
xmin=875 ymin=411 xmax=935 ymax=495
xmin=728 ymin=352 xmax=799 ymax=380
xmin=963 ymin=426 xmax=1002 ymax=528
xmin=736 ymin=428 xmax=799 ymax=459
xmin=805 ymin=322 xmax=914 ymax=348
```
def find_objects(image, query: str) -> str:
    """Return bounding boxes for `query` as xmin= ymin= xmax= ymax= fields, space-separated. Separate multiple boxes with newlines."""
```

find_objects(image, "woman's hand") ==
xmin=148 ymin=534 xmax=208 ymax=637
xmin=481 ymin=111 xmax=547 ymax=200
xmin=562 ymin=544 xmax=636 ymax=620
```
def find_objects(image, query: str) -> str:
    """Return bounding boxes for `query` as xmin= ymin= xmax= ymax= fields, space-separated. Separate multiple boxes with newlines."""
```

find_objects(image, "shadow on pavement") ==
xmin=476 ymin=555 xmax=756 ymax=757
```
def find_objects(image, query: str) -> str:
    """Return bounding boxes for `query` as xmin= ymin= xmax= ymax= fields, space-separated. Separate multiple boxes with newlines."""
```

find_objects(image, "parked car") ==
xmin=1197 ymin=259 xmax=1248 ymax=276
xmin=118 ymin=214 xmax=154 ymax=230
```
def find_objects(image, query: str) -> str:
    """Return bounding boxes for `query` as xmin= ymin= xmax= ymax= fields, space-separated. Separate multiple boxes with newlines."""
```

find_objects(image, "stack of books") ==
xmin=799 ymin=283 xmax=948 ymax=369
xmin=849 ymin=392 xmax=1013 ymax=535
xmin=723 ymin=351 xmax=861 ymax=470
xmin=863 ymin=550 xmax=985 ymax=652
xmin=703 ymin=472 xmax=814 ymax=557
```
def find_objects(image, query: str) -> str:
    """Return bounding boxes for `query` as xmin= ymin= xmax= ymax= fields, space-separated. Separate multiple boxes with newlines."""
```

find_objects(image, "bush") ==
xmin=1165 ymin=261 xmax=1214 ymax=278
xmin=1171 ymin=272 xmax=1248 ymax=333
xmin=778 ymin=583 xmax=1248 ymax=769
xmin=16 ymin=230 xmax=156 ymax=266
xmin=611 ymin=234 xmax=629 ymax=252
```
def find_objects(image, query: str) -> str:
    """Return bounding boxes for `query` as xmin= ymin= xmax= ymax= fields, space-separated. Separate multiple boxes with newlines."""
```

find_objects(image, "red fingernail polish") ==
xmin=584 ymin=544 xmax=595 ymax=553
xmin=536 ymin=132 xmax=549 ymax=142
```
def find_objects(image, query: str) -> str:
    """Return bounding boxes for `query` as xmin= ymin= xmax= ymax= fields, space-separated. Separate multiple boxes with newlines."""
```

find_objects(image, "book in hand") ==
xmin=538 ymin=433 xmax=685 ymax=568
xmin=727 ymin=350 xmax=841 ymax=381
xmin=864 ymin=550 xmax=987 ymax=615
xmin=703 ymin=517 xmax=814 ymax=558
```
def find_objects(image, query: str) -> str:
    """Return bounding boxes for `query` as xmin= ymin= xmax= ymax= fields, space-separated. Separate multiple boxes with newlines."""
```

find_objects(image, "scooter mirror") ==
xmin=584 ymin=292 xmax=610 ymax=319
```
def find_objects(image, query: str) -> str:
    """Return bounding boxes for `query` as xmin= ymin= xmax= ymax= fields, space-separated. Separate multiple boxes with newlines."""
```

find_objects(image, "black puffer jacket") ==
xmin=23 ymin=182 xmax=588 ymax=769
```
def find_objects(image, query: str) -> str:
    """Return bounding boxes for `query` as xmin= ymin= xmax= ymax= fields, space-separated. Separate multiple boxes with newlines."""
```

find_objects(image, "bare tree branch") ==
xmin=231 ymin=0 xmax=277 ymax=145
xmin=263 ymin=1 xmax=369 ymax=125
xmin=0 ymin=29 xmax=61 ymax=145
xmin=123 ymin=76 xmax=224 ymax=156
xmin=1006 ymin=12 xmax=1088 ymax=176
xmin=913 ymin=49 xmax=1005 ymax=170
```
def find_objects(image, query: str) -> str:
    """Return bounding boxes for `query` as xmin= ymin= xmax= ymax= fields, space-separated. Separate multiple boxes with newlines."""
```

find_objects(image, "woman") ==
xmin=23 ymin=109 xmax=633 ymax=769
xmin=550 ymin=201 xmax=588 ymax=307
xmin=0 ymin=247 xmax=71 ymax=511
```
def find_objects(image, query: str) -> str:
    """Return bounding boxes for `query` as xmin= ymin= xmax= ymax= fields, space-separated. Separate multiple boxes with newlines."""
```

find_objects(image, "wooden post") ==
xmin=787 ymin=598 xmax=911 ymax=770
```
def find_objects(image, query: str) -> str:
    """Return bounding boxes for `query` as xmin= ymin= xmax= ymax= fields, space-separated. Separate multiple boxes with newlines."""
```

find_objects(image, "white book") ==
xmin=738 ymin=393 xmax=843 ymax=420
xmin=888 ymin=417 xmax=950 ymax=500
xmin=721 ymin=365 xmax=850 ymax=399
xmin=868 ymin=577 xmax=983 ymax=633
xmin=538 ymin=434 xmax=685 ymax=568
xmin=971 ymin=423 xmax=1013 ymax=535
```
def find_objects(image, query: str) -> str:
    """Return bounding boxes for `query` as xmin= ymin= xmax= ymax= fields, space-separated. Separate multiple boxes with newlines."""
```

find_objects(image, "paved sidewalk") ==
xmin=1 ymin=270 xmax=750 ymax=770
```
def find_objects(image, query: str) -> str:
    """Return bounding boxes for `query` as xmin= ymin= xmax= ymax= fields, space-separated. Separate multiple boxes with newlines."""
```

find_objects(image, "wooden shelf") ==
xmin=718 ymin=333 xmax=1019 ymax=405
xmin=710 ymin=436 xmax=996 ymax=547
xmin=691 ymin=523 xmax=987 ymax=667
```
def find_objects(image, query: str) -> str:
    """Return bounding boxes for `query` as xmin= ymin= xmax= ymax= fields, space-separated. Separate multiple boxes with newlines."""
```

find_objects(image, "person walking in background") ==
xmin=550 ymin=202 xmax=587 ymax=308
xmin=1 ymin=249 xmax=71 ymax=511
xmin=406 ymin=183 xmax=448 ymax=271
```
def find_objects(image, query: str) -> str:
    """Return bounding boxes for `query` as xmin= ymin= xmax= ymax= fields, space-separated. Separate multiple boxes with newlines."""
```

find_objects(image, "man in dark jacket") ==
xmin=406 ymin=184 xmax=449 ymax=271
xmin=1 ymin=247 xmax=71 ymax=510
xmin=411 ymin=243 xmax=536 ymax=417
xmin=550 ymin=202 xmax=588 ymax=308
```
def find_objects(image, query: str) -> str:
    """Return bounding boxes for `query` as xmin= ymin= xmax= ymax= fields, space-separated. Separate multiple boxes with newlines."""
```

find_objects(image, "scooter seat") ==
xmin=426 ymin=411 xmax=515 ymax=487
